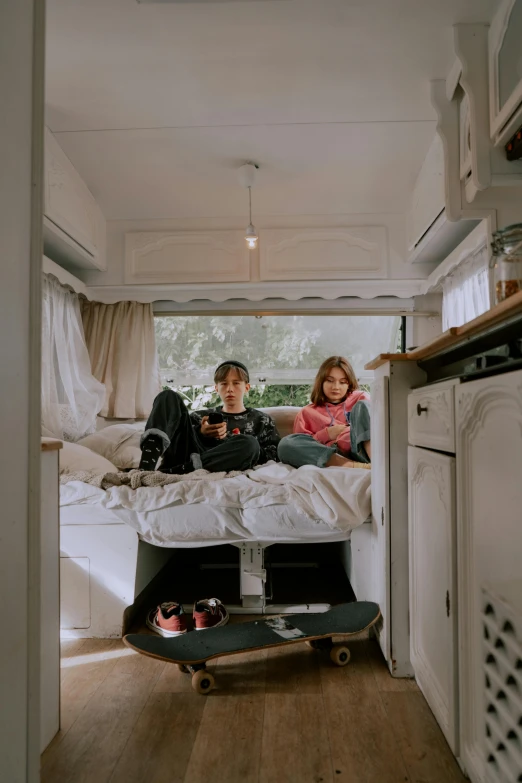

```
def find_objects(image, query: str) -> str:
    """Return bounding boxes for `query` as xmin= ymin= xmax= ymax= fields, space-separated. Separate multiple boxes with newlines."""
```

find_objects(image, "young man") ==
xmin=139 ymin=360 xmax=280 ymax=473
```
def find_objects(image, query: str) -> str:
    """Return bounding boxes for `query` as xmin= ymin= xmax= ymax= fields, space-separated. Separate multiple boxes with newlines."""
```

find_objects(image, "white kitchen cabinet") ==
xmin=456 ymin=369 xmax=522 ymax=783
xmin=408 ymin=446 xmax=458 ymax=753
xmin=489 ymin=0 xmax=522 ymax=144
xmin=44 ymin=127 xmax=106 ymax=272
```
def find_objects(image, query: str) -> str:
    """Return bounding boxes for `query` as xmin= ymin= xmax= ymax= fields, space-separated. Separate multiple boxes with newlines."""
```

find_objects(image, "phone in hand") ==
xmin=208 ymin=412 xmax=225 ymax=425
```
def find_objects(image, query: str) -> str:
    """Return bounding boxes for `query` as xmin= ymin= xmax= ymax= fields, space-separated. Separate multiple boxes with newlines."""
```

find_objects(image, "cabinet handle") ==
xmin=446 ymin=590 xmax=450 ymax=617
xmin=417 ymin=403 xmax=428 ymax=416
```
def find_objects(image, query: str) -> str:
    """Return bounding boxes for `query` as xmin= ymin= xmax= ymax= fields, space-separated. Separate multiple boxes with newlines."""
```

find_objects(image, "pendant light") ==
xmin=238 ymin=162 xmax=259 ymax=250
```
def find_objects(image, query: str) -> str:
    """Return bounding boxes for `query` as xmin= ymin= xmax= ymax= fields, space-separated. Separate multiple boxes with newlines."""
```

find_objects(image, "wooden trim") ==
xmin=41 ymin=438 xmax=63 ymax=452
xmin=366 ymin=290 xmax=522 ymax=369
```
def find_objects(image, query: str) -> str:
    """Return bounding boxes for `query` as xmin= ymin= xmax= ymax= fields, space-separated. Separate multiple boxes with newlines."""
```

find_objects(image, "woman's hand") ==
xmin=200 ymin=417 xmax=227 ymax=440
xmin=327 ymin=424 xmax=349 ymax=441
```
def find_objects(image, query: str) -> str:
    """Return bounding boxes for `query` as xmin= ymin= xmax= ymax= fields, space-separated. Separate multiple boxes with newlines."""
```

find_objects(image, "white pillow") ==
xmin=60 ymin=441 xmax=118 ymax=475
xmin=78 ymin=422 xmax=145 ymax=469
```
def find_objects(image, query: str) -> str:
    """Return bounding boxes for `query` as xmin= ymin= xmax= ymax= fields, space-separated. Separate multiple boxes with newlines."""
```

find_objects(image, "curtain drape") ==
xmin=81 ymin=300 xmax=161 ymax=419
xmin=42 ymin=274 xmax=106 ymax=441
xmin=441 ymin=242 xmax=491 ymax=331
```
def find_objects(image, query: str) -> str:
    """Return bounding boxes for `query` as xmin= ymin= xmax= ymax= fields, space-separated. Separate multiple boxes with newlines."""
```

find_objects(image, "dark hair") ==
xmin=214 ymin=361 xmax=250 ymax=384
xmin=310 ymin=356 xmax=359 ymax=406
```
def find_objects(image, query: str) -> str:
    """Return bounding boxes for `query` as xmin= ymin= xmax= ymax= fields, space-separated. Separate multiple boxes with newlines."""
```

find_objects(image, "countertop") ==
xmin=365 ymin=290 xmax=522 ymax=370
xmin=41 ymin=438 xmax=63 ymax=452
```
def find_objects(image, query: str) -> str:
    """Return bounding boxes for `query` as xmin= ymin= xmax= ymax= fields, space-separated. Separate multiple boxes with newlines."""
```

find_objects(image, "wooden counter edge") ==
xmin=41 ymin=438 xmax=63 ymax=452
xmin=365 ymin=290 xmax=522 ymax=370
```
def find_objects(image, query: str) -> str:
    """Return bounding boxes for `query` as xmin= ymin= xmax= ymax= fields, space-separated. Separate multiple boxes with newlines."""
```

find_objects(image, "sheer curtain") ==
xmin=42 ymin=274 xmax=106 ymax=440
xmin=441 ymin=242 xmax=491 ymax=331
xmin=81 ymin=300 xmax=161 ymax=419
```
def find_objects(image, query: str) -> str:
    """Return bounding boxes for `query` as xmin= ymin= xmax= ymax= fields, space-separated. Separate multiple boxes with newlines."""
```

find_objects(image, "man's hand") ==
xmin=200 ymin=416 xmax=227 ymax=440
xmin=327 ymin=424 xmax=349 ymax=441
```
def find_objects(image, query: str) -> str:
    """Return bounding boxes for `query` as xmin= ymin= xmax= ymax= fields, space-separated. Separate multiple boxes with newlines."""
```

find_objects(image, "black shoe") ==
xmin=139 ymin=434 xmax=165 ymax=471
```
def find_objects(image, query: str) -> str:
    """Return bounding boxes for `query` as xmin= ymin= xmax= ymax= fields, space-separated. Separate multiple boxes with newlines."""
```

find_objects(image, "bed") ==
xmin=59 ymin=407 xmax=372 ymax=638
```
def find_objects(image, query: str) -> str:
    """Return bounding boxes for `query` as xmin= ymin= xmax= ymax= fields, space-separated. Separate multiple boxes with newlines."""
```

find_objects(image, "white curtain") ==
xmin=42 ymin=274 xmax=106 ymax=441
xmin=442 ymin=242 xmax=491 ymax=331
xmin=81 ymin=300 xmax=161 ymax=419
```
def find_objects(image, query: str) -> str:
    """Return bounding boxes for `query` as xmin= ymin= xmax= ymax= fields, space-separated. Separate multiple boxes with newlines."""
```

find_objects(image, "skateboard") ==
xmin=124 ymin=601 xmax=381 ymax=694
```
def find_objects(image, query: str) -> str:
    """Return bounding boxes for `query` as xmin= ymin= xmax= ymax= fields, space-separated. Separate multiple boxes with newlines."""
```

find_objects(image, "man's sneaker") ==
xmin=193 ymin=598 xmax=229 ymax=631
xmin=146 ymin=601 xmax=187 ymax=637
xmin=139 ymin=434 xmax=164 ymax=471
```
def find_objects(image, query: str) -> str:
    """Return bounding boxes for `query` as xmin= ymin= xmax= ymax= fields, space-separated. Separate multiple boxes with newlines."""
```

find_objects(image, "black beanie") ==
xmin=214 ymin=360 xmax=250 ymax=382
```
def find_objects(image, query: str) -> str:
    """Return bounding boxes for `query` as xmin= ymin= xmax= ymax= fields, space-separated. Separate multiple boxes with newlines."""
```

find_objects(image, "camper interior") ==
xmin=2 ymin=1 xmax=522 ymax=782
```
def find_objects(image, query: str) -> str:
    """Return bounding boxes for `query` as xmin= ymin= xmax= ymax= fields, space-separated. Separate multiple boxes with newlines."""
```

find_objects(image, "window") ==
xmin=155 ymin=314 xmax=400 ymax=408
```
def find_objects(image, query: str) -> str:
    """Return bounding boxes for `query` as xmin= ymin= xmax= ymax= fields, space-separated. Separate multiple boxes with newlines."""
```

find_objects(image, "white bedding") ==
xmin=60 ymin=462 xmax=371 ymax=548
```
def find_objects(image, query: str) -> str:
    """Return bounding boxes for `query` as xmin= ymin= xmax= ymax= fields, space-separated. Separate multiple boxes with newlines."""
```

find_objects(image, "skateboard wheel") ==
xmin=177 ymin=664 xmax=189 ymax=673
xmin=191 ymin=669 xmax=215 ymax=695
xmin=330 ymin=645 xmax=351 ymax=666
xmin=305 ymin=640 xmax=317 ymax=649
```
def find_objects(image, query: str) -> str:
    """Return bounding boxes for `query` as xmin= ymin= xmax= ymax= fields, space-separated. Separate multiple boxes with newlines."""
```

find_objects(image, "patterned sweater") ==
xmin=189 ymin=407 xmax=281 ymax=464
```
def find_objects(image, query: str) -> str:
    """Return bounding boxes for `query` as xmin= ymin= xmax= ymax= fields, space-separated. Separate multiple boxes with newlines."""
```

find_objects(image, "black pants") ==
xmin=143 ymin=389 xmax=260 ymax=473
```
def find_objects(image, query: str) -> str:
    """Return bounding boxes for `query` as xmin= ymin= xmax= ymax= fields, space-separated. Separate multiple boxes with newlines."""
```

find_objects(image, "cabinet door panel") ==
xmin=457 ymin=369 xmax=522 ymax=783
xmin=408 ymin=447 xmax=457 ymax=753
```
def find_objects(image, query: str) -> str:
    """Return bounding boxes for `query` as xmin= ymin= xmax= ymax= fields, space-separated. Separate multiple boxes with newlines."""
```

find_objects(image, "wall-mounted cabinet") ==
xmin=407 ymin=132 xmax=480 ymax=265
xmin=44 ymin=128 xmax=106 ymax=272
xmin=489 ymin=0 xmax=522 ymax=146
xmin=124 ymin=224 xmax=388 ymax=286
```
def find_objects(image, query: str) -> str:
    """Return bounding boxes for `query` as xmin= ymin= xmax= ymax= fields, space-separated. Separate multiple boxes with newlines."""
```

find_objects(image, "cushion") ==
xmin=258 ymin=406 xmax=300 ymax=438
xmin=60 ymin=441 xmax=118 ymax=475
xmin=78 ymin=422 xmax=145 ymax=469
xmin=83 ymin=406 xmax=301 ymax=468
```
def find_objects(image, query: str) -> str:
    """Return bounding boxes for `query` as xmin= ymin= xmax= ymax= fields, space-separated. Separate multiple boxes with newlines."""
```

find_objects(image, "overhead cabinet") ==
xmin=44 ymin=127 xmax=106 ymax=272
xmin=489 ymin=0 xmax=522 ymax=145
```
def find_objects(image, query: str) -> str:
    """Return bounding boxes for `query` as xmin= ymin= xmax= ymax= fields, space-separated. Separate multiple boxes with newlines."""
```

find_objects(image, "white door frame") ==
xmin=0 ymin=2 xmax=45 ymax=781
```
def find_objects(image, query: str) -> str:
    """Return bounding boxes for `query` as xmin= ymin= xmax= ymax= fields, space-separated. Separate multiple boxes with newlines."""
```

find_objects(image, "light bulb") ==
xmin=245 ymin=223 xmax=258 ymax=250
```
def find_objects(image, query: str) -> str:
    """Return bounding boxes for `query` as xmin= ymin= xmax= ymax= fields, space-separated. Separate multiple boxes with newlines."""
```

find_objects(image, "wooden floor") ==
xmin=41 ymin=627 xmax=466 ymax=783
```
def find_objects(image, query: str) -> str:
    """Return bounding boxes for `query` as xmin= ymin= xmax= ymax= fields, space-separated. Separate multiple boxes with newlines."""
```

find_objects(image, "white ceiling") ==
xmin=45 ymin=0 xmax=501 ymax=221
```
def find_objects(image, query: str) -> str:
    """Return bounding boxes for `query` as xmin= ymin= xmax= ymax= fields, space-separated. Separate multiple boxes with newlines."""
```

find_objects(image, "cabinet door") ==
xmin=408 ymin=447 xmax=457 ymax=753
xmin=371 ymin=375 xmax=390 ymax=661
xmin=456 ymin=369 xmax=522 ymax=783
xmin=44 ymin=127 xmax=105 ymax=269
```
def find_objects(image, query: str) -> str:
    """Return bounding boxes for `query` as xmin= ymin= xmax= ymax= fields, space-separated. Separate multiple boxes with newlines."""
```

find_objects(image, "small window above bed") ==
xmin=155 ymin=314 xmax=400 ymax=407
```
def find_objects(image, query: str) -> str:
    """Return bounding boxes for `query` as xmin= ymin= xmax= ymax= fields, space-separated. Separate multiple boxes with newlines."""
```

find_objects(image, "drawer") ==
xmin=408 ymin=382 xmax=456 ymax=452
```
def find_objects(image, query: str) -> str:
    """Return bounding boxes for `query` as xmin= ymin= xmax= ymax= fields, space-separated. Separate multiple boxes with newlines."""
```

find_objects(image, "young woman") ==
xmin=278 ymin=356 xmax=371 ymax=469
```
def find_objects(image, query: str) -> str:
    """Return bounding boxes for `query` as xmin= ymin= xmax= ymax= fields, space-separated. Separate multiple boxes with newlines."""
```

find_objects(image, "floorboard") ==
xmin=381 ymin=692 xmax=466 ymax=783
xmin=42 ymin=623 xmax=467 ymax=783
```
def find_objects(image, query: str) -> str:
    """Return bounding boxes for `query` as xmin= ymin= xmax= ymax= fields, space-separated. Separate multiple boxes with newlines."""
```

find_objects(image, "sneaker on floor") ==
xmin=193 ymin=598 xmax=229 ymax=631
xmin=139 ymin=434 xmax=165 ymax=471
xmin=146 ymin=601 xmax=188 ymax=637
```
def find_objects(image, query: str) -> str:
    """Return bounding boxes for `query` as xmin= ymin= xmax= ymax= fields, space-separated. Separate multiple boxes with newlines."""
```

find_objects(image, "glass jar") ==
xmin=491 ymin=223 xmax=522 ymax=303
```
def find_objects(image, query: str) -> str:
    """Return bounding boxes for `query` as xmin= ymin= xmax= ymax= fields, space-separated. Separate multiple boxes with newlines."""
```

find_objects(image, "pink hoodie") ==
xmin=293 ymin=390 xmax=370 ymax=454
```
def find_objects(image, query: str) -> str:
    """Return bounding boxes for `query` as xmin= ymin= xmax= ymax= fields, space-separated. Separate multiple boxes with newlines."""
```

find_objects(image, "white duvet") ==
xmin=60 ymin=462 xmax=371 ymax=547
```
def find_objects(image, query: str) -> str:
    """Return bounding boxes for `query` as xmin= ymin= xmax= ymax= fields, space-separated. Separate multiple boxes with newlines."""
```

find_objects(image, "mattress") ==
xmin=59 ymin=500 xmax=352 ymax=547
xmin=59 ymin=462 xmax=371 ymax=548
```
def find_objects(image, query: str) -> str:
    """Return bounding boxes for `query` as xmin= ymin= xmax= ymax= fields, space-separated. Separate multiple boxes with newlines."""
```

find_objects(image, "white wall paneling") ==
xmin=259 ymin=226 xmax=387 ymax=281
xmin=40 ymin=447 xmax=61 ymax=753
xmin=0 ymin=1 xmax=45 ymax=779
xmin=124 ymin=230 xmax=251 ymax=285
xmin=44 ymin=128 xmax=106 ymax=271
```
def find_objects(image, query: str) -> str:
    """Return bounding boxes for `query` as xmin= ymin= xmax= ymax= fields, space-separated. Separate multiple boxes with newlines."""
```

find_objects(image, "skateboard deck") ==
xmin=124 ymin=601 xmax=381 ymax=694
